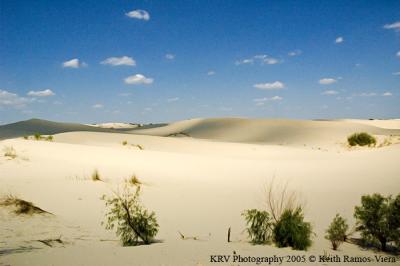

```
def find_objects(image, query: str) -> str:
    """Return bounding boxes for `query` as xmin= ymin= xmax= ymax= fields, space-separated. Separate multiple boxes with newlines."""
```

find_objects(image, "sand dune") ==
xmin=0 ymin=118 xmax=115 ymax=140
xmin=129 ymin=117 xmax=400 ymax=146
xmin=1 ymin=118 xmax=399 ymax=265
xmin=2 ymin=117 xmax=399 ymax=146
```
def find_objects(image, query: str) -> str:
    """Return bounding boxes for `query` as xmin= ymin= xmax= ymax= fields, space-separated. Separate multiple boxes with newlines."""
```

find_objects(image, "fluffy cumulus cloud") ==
xmin=397 ymin=51 xmax=400 ymax=57
xmin=165 ymin=54 xmax=175 ymax=60
xmin=207 ymin=70 xmax=216 ymax=76
xmin=383 ymin=21 xmax=400 ymax=31
xmin=253 ymin=96 xmax=283 ymax=105
xmin=62 ymin=58 xmax=87 ymax=68
xmin=253 ymin=81 xmax=285 ymax=90
xmin=126 ymin=9 xmax=150 ymax=20
xmin=236 ymin=54 xmax=280 ymax=65
xmin=288 ymin=50 xmax=302 ymax=56
xmin=27 ymin=89 xmax=55 ymax=97
xmin=92 ymin=104 xmax=104 ymax=109
xmin=101 ymin=56 xmax=136 ymax=66
xmin=124 ymin=74 xmax=154 ymax=85
xmin=0 ymin=89 xmax=33 ymax=108
xmin=382 ymin=92 xmax=392 ymax=96
xmin=319 ymin=78 xmax=337 ymax=85
xmin=335 ymin=36 xmax=344 ymax=44
xmin=322 ymin=90 xmax=338 ymax=95
xmin=167 ymin=97 xmax=179 ymax=102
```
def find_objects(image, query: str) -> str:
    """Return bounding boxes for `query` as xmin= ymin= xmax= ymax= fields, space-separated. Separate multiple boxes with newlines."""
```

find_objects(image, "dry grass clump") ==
xmin=91 ymin=169 xmax=102 ymax=181
xmin=122 ymin=140 xmax=128 ymax=146
xmin=0 ymin=195 xmax=50 ymax=215
xmin=3 ymin=146 xmax=17 ymax=159
xmin=121 ymin=141 xmax=143 ymax=150
xmin=128 ymin=175 xmax=142 ymax=186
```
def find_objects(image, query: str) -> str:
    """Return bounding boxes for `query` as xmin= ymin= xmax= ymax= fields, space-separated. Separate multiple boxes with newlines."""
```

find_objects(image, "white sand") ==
xmin=0 ymin=118 xmax=399 ymax=265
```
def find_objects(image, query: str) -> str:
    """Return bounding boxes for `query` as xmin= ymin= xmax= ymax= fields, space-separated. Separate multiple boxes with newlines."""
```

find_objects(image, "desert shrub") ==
xmin=46 ymin=135 xmax=53 ymax=141
xmin=354 ymin=193 xmax=400 ymax=251
xmin=242 ymin=209 xmax=273 ymax=244
xmin=273 ymin=207 xmax=312 ymax=250
xmin=23 ymin=136 xmax=29 ymax=140
xmin=34 ymin=133 xmax=42 ymax=140
xmin=325 ymin=214 xmax=349 ymax=250
xmin=128 ymin=175 xmax=142 ymax=186
xmin=3 ymin=146 xmax=17 ymax=159
xmin=91 ymin=169 xmax=101 ymax=181
xmin=265 ymin=179 xmax=298 ymax=223
xmin=122 ymin=140 xmax=128 ymax=146
xmin=347 ymin=132 xmax=376 ymax=146
xmin=102 ymin=181 xmax=159 ymax=245
xmin=0 ymin=195 xmax=49 ymax=215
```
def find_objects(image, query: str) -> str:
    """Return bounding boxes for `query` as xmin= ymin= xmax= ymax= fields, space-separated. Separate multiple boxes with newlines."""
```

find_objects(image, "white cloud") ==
xmin=382 ymin=92 xmax=392 ymax=96
xmin=393 ymin=72 xmax=400 ymax=76
xmin=62 ymin=58 xmax=87 ymax=68
xmin=319 ymin=78 xmax=337 ymax=85
xmin=263 ymin=57 xmax=279 ymax=65
xmin=27 ymin=89 xmax=55 ymax=97
xmin=165 ymin=54 xmax=175 ymax=60
xmin=236 ymin=54 xmax=280 ymax=65
xmin=124 ymin=74 xmax=154 ymax=85
xmin=288 ymin=50 xmax=302 ymax=56
xmin=253 ymin=96 xmax=283 ymax=105
xmin=322 ymin=90 xmax=339 ymax=95
xmin=335 ymin=36 xmax=344 ymax=44
xmin=126 ymin=10 xmax=150 ymax=20
xmin=383 ymin=21 xmax=400 ymax=31
xmin=92 ymin=104 xmax=104 ymax=109
xmin=0 ymin=89 xmax=32 ymax=108
xmin=396 ymin=51 xmax=400 ymax=57
xmin=235 ymin=58 xmax=254 ymax=65
xmin=270 ymin=96 xmax=283 ymax=101
xmin=253 ymin=81 xmax=285 ymax=90
xmin=101 ymin=56 xmax=136 ymax=66
xmin=167 ymin=97 xmax=179 ymax=102
xmin=207 ymin=70 xmax=216 ymax=76
xmin=359 ymin=92 xmax=377 ymax=97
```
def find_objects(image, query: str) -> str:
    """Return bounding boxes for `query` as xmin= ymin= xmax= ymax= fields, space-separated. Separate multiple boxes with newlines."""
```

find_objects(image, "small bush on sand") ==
xmin=102 ymin=181 xmax=159 ymax=246
xmin=273 ymin=207 xmax=312 ymax=250
xmin=91 ymin=169 xmax=101 ymax=181
xmin=122 ymin=140 xmax=128 ymax=146
xmin=0 ymin=195 xmax=49 ymax=215
xmin=3 ymin=146 xmax=17 ymax=159
xmin=347 ymin=132 xmax=376 ymax=147
xmin=128 ymin=175 xmax=142 ymax=186
xmin=325 ymin=214 xmax=349 ymax=250
xmin=354 ymin=193 xmax=400 ymax=251
xmin=23 ymin=136 xmax=29 ymax=140
xmin=34 ymin=133 xmax=42 ymax=140
xmin=46 ymin=135 xmax=53 ymax=141
xmin=242 ymin=209 xmax=273 ymax=244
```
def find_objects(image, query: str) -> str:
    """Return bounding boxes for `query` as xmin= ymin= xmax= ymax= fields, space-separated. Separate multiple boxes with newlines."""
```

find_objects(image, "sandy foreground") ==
xmin=0 ymin=118 xmax=400 ymax=265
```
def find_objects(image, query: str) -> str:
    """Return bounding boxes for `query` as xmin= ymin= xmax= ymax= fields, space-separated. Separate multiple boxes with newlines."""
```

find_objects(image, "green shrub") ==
xmin=34 ymin=133 xmax=42 ymax=140
xmin=347 ymin=132 xmax=376 ymax=146
xmin=242 ymin=209 xmax=273 ymax=244
xmin=354 ymin=193 xmax=400 ymax=251
xmin=122 ymin=140 xmax=128 ymax=145
xmin=102 ymin=181 xmax=159 ymax=245
xmin=46 ymin=135 xmax=53 ymax=141
xmin=273 ymin=207 xmax=312 ymax=250
xmin=325 ymin=214 xmax=349 ymax=250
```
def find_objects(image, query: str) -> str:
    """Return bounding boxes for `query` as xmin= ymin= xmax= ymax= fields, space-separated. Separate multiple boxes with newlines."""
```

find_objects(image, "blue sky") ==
xmin=0 ymin=0 xmax=399 ymax=124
